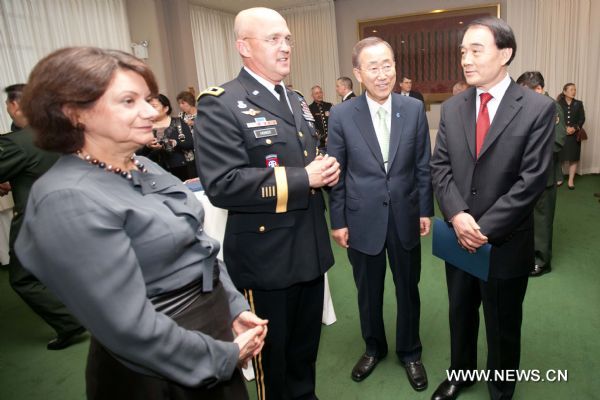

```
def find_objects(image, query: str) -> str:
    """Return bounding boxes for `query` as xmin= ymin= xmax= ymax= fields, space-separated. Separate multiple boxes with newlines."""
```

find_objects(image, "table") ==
xmin=0 ymin=194 xmax=14 ymax=265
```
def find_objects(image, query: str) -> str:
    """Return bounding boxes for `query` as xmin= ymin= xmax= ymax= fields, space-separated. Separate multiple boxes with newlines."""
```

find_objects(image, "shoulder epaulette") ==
xmin=198 ymin=86 xmax=225 ymax=100
xmin=293 ymin=89 xmax=304 ymax=98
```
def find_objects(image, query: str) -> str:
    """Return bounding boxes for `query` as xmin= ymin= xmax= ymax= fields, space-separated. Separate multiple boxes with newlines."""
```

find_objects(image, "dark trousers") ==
xmin=8 ymin=249 xmax=81 ymax=337
xmin=445 ymin=265 xmax=529 ymax=400
xmin=245 ymin=276 xmax=324 ymax=400
xmin=534 ymin=184 xmax=558 ymax=268
xmin=347 ymin=218 xmax=422 ymax=362
xmin=86 ymin=280 xmax=248 ymax=400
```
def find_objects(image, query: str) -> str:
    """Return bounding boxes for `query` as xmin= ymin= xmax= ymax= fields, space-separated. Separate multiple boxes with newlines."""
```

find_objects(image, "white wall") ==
xmin=125 ymin=0 xmax=186 ymax=100
xmin=125 ymin=0 xmax=207 ymax=109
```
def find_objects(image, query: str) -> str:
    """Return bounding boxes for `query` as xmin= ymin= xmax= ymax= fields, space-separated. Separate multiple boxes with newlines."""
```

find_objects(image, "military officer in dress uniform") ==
xmin=1 ymin=84 xmax=84 ymax=350
xmin=515 ymin=71 xmax=567 ymax=277
xmin=194 ymin=7 xmax=340 ymax=400
xmin=308 ymin=85 xmax=333 ymax=152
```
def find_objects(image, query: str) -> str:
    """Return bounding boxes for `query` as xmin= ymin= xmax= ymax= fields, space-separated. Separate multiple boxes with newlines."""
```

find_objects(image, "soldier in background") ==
xmin=516 ymin=71 xmax=566 ymax=277
xmin=308 ymin=85 xmax=333 ymax=151
xmin=1 ymin=83 xmax=84 ymax=350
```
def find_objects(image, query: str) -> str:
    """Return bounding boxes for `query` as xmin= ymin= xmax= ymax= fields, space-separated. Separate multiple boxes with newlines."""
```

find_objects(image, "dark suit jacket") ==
xmin=408 ymin=90 xmax=424 ymax=102
xmin=138 ymin=117 xmax=194 ymax=170
xmin=558 ymin=97 xmax=585 ymax=129
xmin=195 ymin=68 xmax=333 ymax=290
xmin=398 ymin=90 xmax=424 ymax=102
xmin=342 ymin=92 xmax=356 ymax=102
xmin=0 ymin=127 xmax=58 ymax=244
xmin=431 ymin=82 xmax=555 ymax=278
xmin=328 ymin=93 xmax=433 ymax=255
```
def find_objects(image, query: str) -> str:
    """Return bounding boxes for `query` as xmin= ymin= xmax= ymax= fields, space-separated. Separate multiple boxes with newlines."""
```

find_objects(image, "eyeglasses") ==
xmin=244 ymin=35 xmax=294 ymax=48
xmin=360 ymin=64 xmax=395 ymax=76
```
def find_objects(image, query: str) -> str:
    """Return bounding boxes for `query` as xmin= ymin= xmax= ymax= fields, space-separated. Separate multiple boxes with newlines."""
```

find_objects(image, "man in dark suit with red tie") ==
xmin=430 ymin=17 xmax=555 ymax=400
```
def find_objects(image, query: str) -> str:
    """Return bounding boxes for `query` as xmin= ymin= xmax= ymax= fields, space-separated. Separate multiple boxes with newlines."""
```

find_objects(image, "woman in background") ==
xmin=15 ymin=46 xmax=266 ymax=400
xmin=177 ymin=90 xmax=197 ymax=127
xmin=557 ymin=83 xmax=585 ymax=189
xmin=149 ymin=94 xmax=197 ymax=180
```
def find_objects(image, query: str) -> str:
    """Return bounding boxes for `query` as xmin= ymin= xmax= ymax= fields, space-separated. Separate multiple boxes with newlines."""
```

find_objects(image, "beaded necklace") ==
xmin=76 ymin=151 xmax=148 ymax=180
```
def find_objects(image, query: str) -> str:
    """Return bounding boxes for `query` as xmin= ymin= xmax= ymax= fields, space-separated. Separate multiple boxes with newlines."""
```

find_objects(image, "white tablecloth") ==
xmin=0 ymin=193 xmax=14 ymax=265
xmin=194 ymin=191 xmax=336 ymax=325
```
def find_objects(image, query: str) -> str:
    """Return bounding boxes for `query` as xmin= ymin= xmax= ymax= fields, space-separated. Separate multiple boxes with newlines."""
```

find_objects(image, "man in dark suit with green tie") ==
xmin=1 ymin=83 xmax=84 ymax=350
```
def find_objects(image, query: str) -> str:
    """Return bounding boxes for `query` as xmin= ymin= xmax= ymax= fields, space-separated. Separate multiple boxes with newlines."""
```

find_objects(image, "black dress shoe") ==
xmin=431 ymin=379 xmax=474 ymax=400
xmin=530 ymin=264 xmax=551 ymax=277
xmin=47 ymin=326 xmax=87 ymax=350
xmin=568 ymin=185 xmax=575 ymax=190
xmin=402 ymin=360 xmax=428 ymax=391
xmin=351 ymin=353 xmax=382 ymax=382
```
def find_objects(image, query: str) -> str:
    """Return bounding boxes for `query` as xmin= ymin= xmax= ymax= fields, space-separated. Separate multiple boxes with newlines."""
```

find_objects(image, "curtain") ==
xmin=189 ymin=5 xmax=241 ymax=92
xmin=279 ymin=0 xmax=340 ymax=104
xmin=507 ymin=0 xmax=599 ymax=174
xmin=0 ymin=0 xmax=131 ymax=133
xmin=189 ymin=0 xmax=340 ymax=104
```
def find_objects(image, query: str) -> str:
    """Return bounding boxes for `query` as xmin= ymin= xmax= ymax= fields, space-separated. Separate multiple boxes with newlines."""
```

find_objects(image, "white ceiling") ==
xmin=188 ymin=0 xmax=323 ymax=14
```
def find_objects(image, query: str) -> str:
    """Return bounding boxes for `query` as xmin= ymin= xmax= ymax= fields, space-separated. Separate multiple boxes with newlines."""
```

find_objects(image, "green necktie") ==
xmin=376 ymin=107 xmax=390 ymax=169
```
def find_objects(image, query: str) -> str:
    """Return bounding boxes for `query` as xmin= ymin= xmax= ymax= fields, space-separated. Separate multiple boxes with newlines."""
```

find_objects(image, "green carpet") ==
xmin=1 ymin=175 xmax=598 ymax=399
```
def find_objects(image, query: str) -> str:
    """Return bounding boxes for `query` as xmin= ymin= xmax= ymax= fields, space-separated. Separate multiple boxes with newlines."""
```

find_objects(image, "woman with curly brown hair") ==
xmin=15 ymin=47 xmax=266 ymax=400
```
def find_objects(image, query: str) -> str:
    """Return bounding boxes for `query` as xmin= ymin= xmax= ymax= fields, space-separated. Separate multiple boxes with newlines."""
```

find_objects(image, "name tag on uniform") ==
xmin=254 ymin=128 xmax=278 ymax=138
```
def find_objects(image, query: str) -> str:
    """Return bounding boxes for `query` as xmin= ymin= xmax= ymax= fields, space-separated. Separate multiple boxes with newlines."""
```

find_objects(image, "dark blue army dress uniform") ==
xmin=194 ymin=68 xmax=334 ymax=400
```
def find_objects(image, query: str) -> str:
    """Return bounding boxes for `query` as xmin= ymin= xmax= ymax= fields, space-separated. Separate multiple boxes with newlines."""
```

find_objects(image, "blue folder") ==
xmin=432 ymin=217 xmax=491 ymax=281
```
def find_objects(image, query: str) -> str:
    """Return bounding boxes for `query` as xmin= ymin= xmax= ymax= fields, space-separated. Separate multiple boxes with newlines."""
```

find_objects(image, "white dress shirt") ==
xmin=476 ymin=72 xmax=511 ymax=123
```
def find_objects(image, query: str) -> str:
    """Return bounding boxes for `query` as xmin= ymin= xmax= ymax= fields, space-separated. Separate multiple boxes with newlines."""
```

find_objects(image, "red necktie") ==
xmin=476 ymin=92 xmax=493 ymax=157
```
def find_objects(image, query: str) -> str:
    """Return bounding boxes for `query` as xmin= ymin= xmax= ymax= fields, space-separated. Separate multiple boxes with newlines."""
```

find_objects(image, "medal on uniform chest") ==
xmin=247 ymin=117 xmax=278 ymax=128
xmin=300 ymin=100 xmax=315 ymax=122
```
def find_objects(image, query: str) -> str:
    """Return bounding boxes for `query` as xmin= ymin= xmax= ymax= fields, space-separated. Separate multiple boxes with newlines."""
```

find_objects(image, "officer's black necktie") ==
xmin=274 ymin=84 xmax=293 ymax=118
